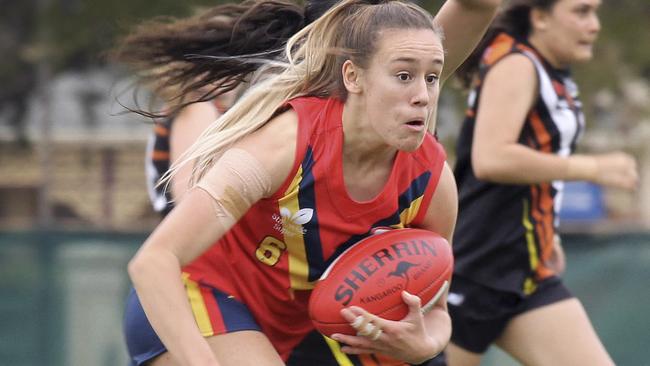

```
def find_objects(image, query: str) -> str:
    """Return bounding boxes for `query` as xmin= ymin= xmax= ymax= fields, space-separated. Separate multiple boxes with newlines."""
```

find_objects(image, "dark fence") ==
xmin=0 ymin=231 xmax=648 ymax=366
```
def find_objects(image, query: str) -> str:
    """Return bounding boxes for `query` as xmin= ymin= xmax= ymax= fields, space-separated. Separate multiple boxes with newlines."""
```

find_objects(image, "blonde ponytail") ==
xmin=161 ymin=0 xmax=439 ymax=190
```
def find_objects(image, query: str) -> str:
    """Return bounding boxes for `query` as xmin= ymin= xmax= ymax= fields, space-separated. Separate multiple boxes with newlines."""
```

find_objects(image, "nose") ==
xmin=588 ymin=11 xmax=601 ymax=34
xmin=410 ymin=78 xmax=430 ymax=107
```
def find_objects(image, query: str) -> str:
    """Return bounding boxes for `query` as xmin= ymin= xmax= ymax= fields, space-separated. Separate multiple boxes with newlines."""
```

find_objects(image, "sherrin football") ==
xmin=308 ymin=228 xmax=453 ymax=337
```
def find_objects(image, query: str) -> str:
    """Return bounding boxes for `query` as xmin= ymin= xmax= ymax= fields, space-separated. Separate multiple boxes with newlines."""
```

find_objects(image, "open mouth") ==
xmin=406 ymin=120 xmax=425 ymax=127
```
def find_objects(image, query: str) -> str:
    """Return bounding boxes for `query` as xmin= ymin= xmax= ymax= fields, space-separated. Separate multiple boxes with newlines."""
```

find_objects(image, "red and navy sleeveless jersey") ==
xmin=183 ymin=96 xmax=447 ymax=361
xmin=145 ymin=99 xmax=228 ymax=216
xmin=453 ymin=33 xmax=585 ymax=296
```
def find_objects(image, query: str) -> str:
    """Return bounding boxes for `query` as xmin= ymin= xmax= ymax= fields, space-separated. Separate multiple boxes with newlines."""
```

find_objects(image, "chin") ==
xmin=573 ymin=53 xmax=593 ymax=63
xmin=573 ymin=47 xmax=595 ymax=62
xmin=395 ymin=136 xmax=425 ymax=152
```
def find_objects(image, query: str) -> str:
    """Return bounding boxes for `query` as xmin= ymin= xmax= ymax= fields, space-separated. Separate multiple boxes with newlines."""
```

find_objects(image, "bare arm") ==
xmin=128 ymin=109 xmax=298 ymax=365
xmin=419 ymin=162 xmax=458 ymax=242
xmin=472 ymin=54 xmax=638 ymax=190
xmin=415 ymin=161 xmax=457 ymax=360
xmin=434 ymin=0 xmax=501 ymax=84
xmin=169 ymin=101 xmax=221 ymax=201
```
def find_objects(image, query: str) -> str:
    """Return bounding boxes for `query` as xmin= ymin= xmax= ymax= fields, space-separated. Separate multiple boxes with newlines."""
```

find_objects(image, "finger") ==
xmin=340 ymin=345 xmax=376 ymax=355
xmin=331 ymin=333 xmax=375 ymax=349
xmin=351 ymin=315 xmax=372 ymax=334
xmin=344 ymin=306 xmax=390 ymax=329
xmin=401 ymin=291 xmax=422 ymax=318
xmin=340 ymin=307 xmax=361 ymax=323
xmin=351 ymin=315 xmax=383 ymax=340
xmin=368 ymin=327 xmax=382 ymax=341
xmin=346 ymin=306 xmax=373 ymax=317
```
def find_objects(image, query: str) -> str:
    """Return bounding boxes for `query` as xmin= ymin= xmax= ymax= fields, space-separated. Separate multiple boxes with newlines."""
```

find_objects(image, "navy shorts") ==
xmin=447 ymin=276 xmax=573 ymax=354
xmin=123 ymin=281 xmax=261 ymax=366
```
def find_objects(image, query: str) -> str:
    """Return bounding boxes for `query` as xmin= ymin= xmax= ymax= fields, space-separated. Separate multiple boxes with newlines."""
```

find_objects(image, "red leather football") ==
xmin=308 ymin=228 xmax=453 ymax=337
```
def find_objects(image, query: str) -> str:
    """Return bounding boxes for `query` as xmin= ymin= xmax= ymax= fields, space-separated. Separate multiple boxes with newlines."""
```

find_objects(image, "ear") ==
xmin=342 ymin=60 xmax=363 ymax=94
xmin=530 ymin=7 xmax=550 ymax=32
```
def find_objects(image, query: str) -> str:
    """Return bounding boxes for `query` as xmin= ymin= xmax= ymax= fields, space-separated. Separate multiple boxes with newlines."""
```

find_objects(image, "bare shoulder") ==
xmin=485 ymin=53 xmax=537 ymax=87
xmin=234 ymin=108 xmax=299 ymax=192
xmin=236 ymin=108 xmax=298 ymax=157
xmin=478 ymin=53 xmax=539 ymax=115
xmin=174 ymin=101 xmax=220 ymax=128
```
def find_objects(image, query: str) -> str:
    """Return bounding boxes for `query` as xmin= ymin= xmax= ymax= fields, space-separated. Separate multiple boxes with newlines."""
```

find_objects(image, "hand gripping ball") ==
xmin=308 ymin=228 xmax=453 ymax=337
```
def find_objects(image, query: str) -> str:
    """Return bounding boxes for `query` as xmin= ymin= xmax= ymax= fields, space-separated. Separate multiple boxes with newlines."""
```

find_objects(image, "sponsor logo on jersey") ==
xmin=272 ymin=207 xmax=313 ymax=237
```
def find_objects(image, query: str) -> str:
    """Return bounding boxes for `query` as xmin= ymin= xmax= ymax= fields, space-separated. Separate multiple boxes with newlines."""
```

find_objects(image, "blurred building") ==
xmin=0 ymin=67 xmax=159 ymax=231
xmin=2 ymin=65 xmax=649 ymax=232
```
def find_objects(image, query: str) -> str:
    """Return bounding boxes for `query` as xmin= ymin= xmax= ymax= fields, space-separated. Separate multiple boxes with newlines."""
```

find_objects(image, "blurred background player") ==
xmin=447 ymin=0 xmax=638 ymax=365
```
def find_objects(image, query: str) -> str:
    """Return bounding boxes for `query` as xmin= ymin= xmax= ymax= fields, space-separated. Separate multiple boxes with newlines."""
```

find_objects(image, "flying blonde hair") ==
xmin=164 ymin=0 xmax=442 ymax=190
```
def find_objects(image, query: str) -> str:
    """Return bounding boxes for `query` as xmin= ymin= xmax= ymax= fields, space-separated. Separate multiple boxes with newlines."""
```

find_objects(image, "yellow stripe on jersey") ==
xmin=279 ymin=166 xmax=312 ymax=290
xmin=522 ymin=199 xmax=538 ymax=295
xmin=182 ymin=273 xmax=214 ymax=336
xmin=398 ymin=194 xmax=424 ymax=227
xmin=324 ymin=336 xmax=355 ymax=366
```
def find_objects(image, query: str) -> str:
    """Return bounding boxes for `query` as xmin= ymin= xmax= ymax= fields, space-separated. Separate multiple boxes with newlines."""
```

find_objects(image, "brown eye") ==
xmin=574 ymin=5 xmax=591 ymax=17
xmin=397 ymin=72 xmax=412 ymax=81
xmin=426 ymin=74 xmax=439 ymax=84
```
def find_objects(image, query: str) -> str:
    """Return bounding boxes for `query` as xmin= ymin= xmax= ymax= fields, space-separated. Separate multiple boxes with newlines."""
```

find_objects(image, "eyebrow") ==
xmin=575 ymin=0 xmax=601 ymax=7
xmin=390 ymin=57 xmax=444 ymax=66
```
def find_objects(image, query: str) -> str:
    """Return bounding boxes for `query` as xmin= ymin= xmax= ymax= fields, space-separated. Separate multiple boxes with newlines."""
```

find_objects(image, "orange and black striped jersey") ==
xmin=145 ymin=116 xmax=173 ymax=215
xmin=145 ymin=99 xmax=228 ymax=216
xmin=452 ymin=33 xmax=585 ymax=296
xmin=182 ymin=96 xmax=447 ymax=363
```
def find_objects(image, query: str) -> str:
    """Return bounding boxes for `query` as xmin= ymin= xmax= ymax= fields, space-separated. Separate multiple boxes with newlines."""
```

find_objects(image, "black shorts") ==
xmin=447 ymin=276 xmax=573 ymax=354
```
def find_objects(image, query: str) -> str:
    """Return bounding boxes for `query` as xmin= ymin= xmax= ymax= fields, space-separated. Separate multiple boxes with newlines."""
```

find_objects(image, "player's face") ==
xmin=360 ymin=28 xmax=444 ymax=152
xmin=534 ymin=0 xmax=601 ymax=67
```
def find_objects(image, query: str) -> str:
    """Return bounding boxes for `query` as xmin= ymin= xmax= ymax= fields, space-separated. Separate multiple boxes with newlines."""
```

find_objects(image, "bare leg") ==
xmin=148 ymin=330 xmax=285 ymax=366
xmin=445 ymin=342 xmax=483 ymax=366
xmin=495 ymin=298 xmax=614 ymax=366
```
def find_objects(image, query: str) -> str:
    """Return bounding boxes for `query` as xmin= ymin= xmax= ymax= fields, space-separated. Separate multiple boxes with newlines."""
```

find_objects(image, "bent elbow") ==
xmin=127 ymin=246 xmax=180 ymax=287
xmin=472 ymin=156 xmax=503 ymax=182
xmin=127 ymin=253 xmax=150 ymax=284
xmin=474 ymin=167 xmax=491 ymax=181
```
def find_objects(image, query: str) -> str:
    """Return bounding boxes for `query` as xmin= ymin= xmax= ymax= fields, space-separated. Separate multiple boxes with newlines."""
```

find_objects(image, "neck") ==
xmin=341 ymin=99 xmax=397 ymax=169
